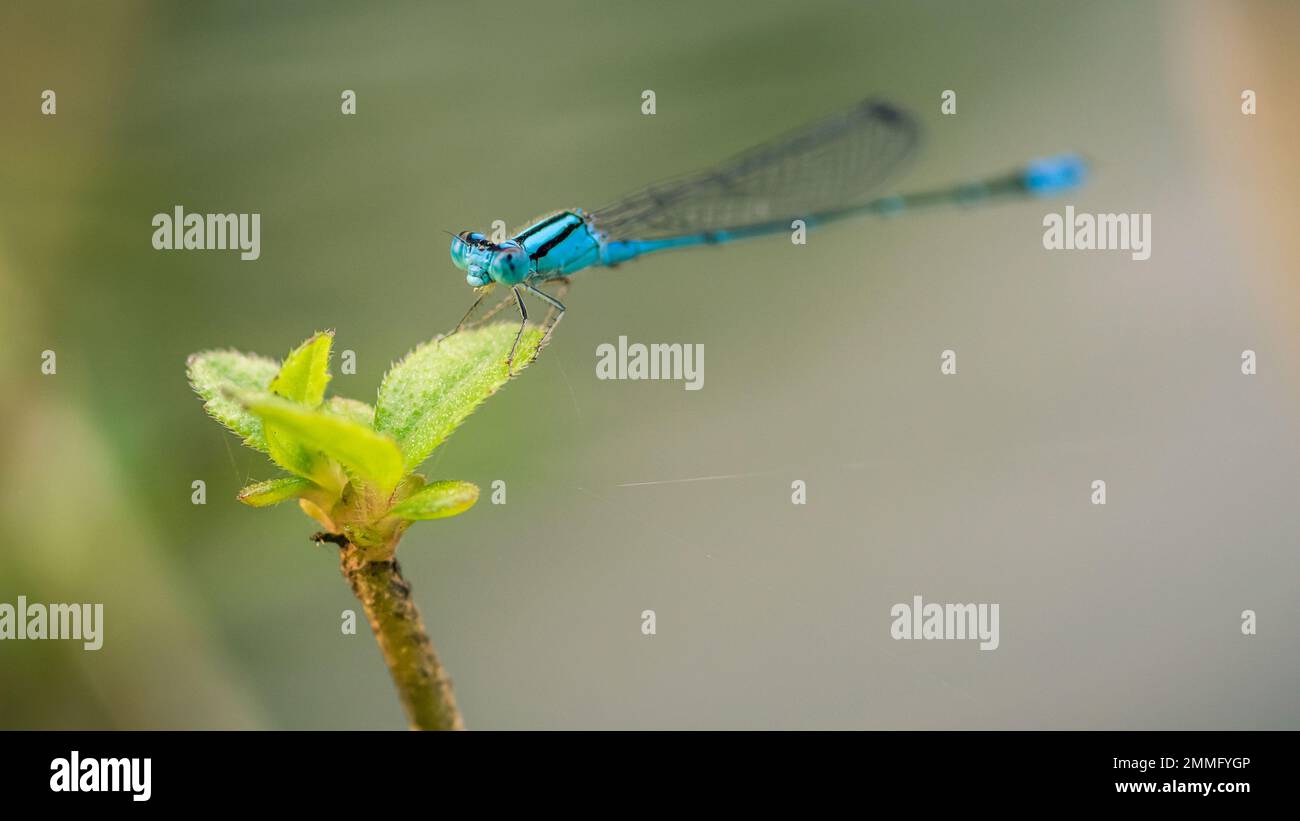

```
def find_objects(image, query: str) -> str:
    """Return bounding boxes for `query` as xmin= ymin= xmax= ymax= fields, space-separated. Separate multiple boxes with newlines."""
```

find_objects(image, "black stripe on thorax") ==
xmin=514 ymin=211 xmax=574 ymax=242
xmin=529 ymin=217 xmax=585 ymax=262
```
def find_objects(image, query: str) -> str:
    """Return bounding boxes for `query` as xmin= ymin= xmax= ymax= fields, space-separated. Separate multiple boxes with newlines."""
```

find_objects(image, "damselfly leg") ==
xmin=450 ymin=285 xmax=517 ymax=337
xmin=506 ymin=285 xmax=528 ymax=374
xmin=505 ymin=279 xmax=569 ymax=374
xmin=451 ymin=289 xmax=488 ymax=335
xmin=524 ymin=278 xmax=569 ymax=355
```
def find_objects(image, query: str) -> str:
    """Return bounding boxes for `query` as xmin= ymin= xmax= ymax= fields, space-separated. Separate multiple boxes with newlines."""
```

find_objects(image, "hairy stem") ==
xmin=338 ymin=546 xmax=464 ymax=730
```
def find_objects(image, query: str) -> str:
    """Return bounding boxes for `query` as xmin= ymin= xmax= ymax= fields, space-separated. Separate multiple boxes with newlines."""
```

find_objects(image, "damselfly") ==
xmin=447 ymin=98 xmax=1087 ymax=369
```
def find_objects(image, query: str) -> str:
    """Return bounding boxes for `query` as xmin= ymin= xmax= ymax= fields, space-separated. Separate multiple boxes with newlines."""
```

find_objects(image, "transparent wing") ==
xmin=589 ymin=98 xmax=921 ymax=240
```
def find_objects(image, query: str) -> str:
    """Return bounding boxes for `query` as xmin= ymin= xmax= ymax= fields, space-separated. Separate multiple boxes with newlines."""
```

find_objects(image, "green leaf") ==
xmin=261 ymin=333 xmax=339 ymax=482
xmin=236 ymin=391 xmax=405 ymax=491
xmin=263 ymin=394 xmax=374 ymax=485
xmin=389 ymin=480 xmax=480 ymax=521
xmin=374 ymin=322 xmax=544 ymax=470
xmin=187 ymin=349 xmax=280 ymax=452
xmin=270 ymin=331 xmax=333 ymax=407
xmin=237 ymin=476 xmax=319 ymax=508
xmin=264 ymin=425 xmax=324 ymax=482
xmin=323 ymin=396 xmax=375 ymax=428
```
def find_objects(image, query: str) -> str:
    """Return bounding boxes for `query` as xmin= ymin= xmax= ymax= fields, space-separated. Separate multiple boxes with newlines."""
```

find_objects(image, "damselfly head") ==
xmin=450 ymin=230 xmax=530 ymax=288
xmin=450 ymin=230 xmax=493 ymax=286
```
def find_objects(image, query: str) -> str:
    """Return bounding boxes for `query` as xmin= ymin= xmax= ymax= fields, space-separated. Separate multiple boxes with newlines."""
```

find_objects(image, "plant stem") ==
xmin=338 ymin=546 xmax=464 ymax=730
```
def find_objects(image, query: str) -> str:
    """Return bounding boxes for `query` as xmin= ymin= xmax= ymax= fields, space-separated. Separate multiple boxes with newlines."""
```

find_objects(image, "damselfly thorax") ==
xmin=450 ymin=210 xmax=603 ymax=288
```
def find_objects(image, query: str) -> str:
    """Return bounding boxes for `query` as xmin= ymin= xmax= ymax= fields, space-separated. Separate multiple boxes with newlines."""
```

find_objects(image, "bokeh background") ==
xmin=1 ymin=0 xmax=1297 ymax=729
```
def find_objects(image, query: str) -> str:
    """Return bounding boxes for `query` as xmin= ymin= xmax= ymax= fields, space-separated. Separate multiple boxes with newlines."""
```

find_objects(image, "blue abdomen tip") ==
xmin=1022 ymin=154 xmax=1088 ymax=196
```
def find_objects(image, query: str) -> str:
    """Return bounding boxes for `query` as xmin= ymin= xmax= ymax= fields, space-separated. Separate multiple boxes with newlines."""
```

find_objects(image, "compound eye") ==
xmin=489 ymin=243 xmax=529 ymax=284
xmin=450 ymin=231 xmax=487 ymax=269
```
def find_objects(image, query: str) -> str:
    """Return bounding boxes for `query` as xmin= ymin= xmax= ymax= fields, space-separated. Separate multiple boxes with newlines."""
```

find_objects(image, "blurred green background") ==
xmin=1 ymin=0 xmax=1297 ymax=729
